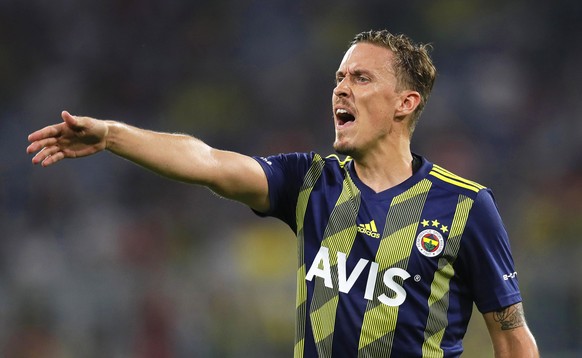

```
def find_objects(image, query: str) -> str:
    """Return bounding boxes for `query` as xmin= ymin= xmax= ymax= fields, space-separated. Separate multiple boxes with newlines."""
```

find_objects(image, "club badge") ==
xmin=416 ymin=229 xmax=445 ymax=257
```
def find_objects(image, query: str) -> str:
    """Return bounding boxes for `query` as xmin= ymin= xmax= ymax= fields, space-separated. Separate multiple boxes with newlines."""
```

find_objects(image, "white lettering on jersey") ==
xmin=305 ymin=246 xmax=332 ymax=288
xmin=259 ymin=157 xmax=273 ymax=165
xmin=378 ymin=268 xmax=411 ymax=306
xmin=337 ymin=252 xmax=369 ymax=294
xmin=364 ymin=261 xmax=379 ymax=300
xmin=503 ymin=271 xmax=517 ymax=280
xmin=306 ymin=246 xmax=411 ymax=306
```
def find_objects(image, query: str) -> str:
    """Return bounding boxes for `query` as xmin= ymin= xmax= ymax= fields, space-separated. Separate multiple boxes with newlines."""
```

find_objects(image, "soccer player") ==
xmin=27 ymin=30 xmax=539 ymax=357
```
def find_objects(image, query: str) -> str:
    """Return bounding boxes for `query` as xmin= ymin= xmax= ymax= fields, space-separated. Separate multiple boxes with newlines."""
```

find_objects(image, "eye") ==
xmin=356 ymin=76 xmax=370 ymax=83
xmin=335 ymin=76 xmax=345 ymax=85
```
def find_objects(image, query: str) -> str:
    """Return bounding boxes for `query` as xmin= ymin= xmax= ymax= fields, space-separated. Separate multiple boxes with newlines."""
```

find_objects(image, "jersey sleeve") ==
xmin=252 ymin=152 xmax=314 ymax=232
xmin=460 ymin=189 xmax=522 ymax=313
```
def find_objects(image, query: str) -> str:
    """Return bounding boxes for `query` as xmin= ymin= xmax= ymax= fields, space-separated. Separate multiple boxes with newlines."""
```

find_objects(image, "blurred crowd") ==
xmin=1 ymin=0 xmax=581 ymax=357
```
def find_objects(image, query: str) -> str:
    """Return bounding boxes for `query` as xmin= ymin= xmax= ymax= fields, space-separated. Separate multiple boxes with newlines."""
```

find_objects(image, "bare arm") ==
xmin=483 ymin=302 xmax=539 ymax=358
xmin=27 ymin=111 xmax=270 ymax=212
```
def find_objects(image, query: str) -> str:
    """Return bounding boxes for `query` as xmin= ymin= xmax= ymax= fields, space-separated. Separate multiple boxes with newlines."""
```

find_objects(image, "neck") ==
xmin=352 ymin=139 xmax=414 ymax=193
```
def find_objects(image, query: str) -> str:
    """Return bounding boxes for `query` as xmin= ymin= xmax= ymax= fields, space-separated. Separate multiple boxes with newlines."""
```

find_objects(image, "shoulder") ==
xmin=426 ymin=162 xmax=488 ymax=199
xmin=254 ymin=151 xmax=351 ymax=184
xmin=254 ymin=151 xmax=318 ymax=175
xmin=424 ymin=163 xmax=507 ymax=239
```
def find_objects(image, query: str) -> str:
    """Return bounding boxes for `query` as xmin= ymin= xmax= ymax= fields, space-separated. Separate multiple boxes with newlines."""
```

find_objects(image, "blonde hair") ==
xmin=351 ymin=30 xmax=437 ymax=135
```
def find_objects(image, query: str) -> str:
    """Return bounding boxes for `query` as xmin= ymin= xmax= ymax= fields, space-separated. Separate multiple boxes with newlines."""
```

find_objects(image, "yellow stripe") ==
xmin=294 ymin=339 xmax=304 ymax=358
xmin=310 ymin=296 xmax=339 ymax=343
xmin=359 ymin=304 xmax=399 ymax=350
xmin=358 ymin=179 xmax=432 ymax=355
xmin=431 ymin=165 xmax=485 ymax=190
xmin=296 ymin=155 xmax=325 ymax=233
xmin=295 ymin=154 xmax=325 ymax=358
xmin=296 ymin=264 xmax=306 ymax=308
xmin=370 ymin=220 xmax=377 ymax=232
xmin=432 ymin=165 xmax=485 ymax=188
xmin=429 ymin=171 xmax=480 ymax=193
xmin=310 ymin=166 xmax=361 ymax=356
xmin=424 ymin=238 xmax=438 ymax=246
xmin=422 ymin=195 xmax=473 ymax=357
xmin=321 ymin=226 xmax=358 ymax=266
xmin=377 ymin=222 xmax=418 ymax=270
xmin=390 ymin=179 xmax=431 ymax=206
xmin=427 ymin=262 xmax=455 ymax=306
xmin=422 ymin=329 xmax=446 ymax=358
xmin=325 ymin=154 xmax=353 ymax=168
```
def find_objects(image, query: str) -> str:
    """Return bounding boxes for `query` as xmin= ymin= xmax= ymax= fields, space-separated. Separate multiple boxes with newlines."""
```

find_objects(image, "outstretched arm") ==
xmin=27 ymin=111 xmax=270 ymax=212
xmin=483 ymin=302 xmax=539 ymax=358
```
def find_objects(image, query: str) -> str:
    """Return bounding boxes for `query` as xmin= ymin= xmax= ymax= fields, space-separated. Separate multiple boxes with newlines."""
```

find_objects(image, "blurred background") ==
xmin=1 ymin=0 xmax=581 ymax=356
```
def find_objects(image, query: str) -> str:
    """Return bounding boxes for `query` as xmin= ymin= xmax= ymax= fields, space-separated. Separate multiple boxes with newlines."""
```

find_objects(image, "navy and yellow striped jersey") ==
xmin=253 ymin=152 xmax=521 ymax=358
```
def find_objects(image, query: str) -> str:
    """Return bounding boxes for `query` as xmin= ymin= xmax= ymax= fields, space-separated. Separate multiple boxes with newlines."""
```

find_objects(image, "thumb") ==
xmin=61 ymin=110 xmax=83 ymax=130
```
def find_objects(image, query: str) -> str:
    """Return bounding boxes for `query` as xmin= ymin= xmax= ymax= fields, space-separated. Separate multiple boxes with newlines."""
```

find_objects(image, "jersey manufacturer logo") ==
xmin=416 ymin=219 xmax=448 ymax=257
xmin=357 ymin=220 xmax=380 ymax=238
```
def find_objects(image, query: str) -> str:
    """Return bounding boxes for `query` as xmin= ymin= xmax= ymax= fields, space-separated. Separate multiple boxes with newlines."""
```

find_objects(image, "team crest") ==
xmin=416 ymin=229 xmax=445 ymax=257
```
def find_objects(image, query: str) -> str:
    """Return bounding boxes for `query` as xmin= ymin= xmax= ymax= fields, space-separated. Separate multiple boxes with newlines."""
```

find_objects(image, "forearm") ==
xmin=493 ymin=335 xmax=539 ymax=358
xmin=103 ymin=120 xmax=269 ymax=210
xmin=104 ymin=121 xmax=216 ymax=184
xmin=484 ymin=304 xmax=539 ymax=358
xmin=27 ymin=112 xmax=269 ymax=208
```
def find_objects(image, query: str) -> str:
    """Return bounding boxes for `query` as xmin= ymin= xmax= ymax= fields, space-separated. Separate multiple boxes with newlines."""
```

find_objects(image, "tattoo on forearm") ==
xmin=493 ymin=304 xmax=525 ymax=330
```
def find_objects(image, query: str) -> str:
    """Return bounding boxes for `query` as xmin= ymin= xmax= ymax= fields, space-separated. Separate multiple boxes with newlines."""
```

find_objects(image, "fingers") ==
xmin=26 ymin=111 xmax=76 ymax=161
xmin=31 ymin=146 xmax=65 ymax=166
xmin=26 ymin=136 xmax=57 ymax=155
xmin=27 ymin=111 xmax=79 ymax=144
xmin=27 ymin=123 xmax=62 ymax=143
xmin=27 ymin=111 xmax=103 ymax=166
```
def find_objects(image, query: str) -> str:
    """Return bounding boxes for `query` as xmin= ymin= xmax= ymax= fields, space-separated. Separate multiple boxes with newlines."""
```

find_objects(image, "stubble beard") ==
xmin=333 ymin=136 xmax=359 ymax=158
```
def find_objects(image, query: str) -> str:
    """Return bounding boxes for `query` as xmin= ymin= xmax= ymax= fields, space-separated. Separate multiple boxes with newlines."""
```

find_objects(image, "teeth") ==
xmin=336 ymin=108 xmax=348 ymax=114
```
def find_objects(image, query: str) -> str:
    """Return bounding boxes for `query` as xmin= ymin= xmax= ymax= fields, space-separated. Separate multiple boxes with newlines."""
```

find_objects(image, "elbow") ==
xmin=494 ymin=333 xmax=539 ymax=358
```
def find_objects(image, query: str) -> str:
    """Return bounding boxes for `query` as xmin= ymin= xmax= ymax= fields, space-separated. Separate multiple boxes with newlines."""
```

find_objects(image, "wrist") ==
xmin=103 ymin=120 xmax=121 ymax=152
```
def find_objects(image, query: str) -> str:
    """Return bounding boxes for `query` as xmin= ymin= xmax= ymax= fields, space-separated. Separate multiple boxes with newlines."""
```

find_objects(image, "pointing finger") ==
xmin=27 ymin=124 xmax=62 ymax=143
xmin=26 ymin=137 xmax=57 ymax=154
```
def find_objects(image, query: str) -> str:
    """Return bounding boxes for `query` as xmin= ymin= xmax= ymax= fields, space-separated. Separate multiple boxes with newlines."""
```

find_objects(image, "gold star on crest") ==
xmin=441 ymin=225 xmax=449 ymax=233
xmin=421 ymin=219 xmax=430 ymax=227
xmin=431 ymin=219 xmax=440 ymax=227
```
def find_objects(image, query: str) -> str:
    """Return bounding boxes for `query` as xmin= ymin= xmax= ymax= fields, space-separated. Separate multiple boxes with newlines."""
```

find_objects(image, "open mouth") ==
xmin=335 ymin=108 xmax=356 ymax=126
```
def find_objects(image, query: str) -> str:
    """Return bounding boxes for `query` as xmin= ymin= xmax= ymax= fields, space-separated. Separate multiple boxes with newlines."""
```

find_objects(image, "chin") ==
xmin=333 ymin=141 xmax=357 ymax=157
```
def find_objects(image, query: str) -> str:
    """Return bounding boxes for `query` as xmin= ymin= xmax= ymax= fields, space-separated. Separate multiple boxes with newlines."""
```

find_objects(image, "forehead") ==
xmin=337 ymin=42 xmax=395 ymax=74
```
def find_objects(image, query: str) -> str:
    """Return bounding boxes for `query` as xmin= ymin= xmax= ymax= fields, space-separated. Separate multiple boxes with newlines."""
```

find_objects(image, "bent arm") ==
xmin=483 ymin=302 xmax=539 ymax=358
xmin=27 ymin=112 xmax=270 ymax=212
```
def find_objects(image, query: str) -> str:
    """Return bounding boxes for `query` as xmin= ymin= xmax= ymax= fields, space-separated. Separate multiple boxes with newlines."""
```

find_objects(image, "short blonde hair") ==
xmin=351 ymin=30 xmax=437 ymax=135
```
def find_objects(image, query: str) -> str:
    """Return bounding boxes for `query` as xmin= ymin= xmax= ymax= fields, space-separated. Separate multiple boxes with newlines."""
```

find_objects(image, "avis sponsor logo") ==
xmin=305 ymin=247 xmax=410 ymax=307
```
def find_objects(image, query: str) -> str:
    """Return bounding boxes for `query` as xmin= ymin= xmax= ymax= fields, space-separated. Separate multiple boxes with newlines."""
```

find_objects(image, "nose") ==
xmin=333 ymin=78 xmax=351 ymax=98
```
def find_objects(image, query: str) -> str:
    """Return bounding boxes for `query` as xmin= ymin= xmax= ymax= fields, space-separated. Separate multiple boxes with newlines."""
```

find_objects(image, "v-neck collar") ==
xmin=346 ymin=154 xmax=432 ymax=202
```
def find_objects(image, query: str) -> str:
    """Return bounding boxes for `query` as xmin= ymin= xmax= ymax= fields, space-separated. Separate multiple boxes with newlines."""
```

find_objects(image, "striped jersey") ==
xmin=253 ymin=152 xmax=521 ymax=358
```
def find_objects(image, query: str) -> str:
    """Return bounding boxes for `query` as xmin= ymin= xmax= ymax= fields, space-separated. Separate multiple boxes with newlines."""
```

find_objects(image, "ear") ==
xmin=395 ymin=90 xmax=421 ymax=119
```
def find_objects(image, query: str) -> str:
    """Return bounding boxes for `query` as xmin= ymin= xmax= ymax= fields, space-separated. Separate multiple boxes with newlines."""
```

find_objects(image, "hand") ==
xmin=27 ymin=111 xmax=109 ymax=167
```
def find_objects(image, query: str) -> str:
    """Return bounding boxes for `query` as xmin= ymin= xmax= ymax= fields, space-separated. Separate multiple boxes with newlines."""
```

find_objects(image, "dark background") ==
xmin=1 ymin=0 xmax=581 ymax=356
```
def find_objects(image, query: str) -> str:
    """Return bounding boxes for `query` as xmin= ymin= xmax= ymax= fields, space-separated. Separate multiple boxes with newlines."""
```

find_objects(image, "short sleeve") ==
xmin=459 ymin=189 xmax=522 ymax=313
xmin=252 ymin=152 xmax=314 ymax=232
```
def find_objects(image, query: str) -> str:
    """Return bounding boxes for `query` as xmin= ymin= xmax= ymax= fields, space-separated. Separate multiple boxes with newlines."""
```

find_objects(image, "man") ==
xmin=27 ymin=30 xmax=538 ymax=357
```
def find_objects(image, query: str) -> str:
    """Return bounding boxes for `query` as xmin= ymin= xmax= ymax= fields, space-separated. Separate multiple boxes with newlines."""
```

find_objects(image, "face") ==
xmin=332 ymin=42 xmax=404 ymax=158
